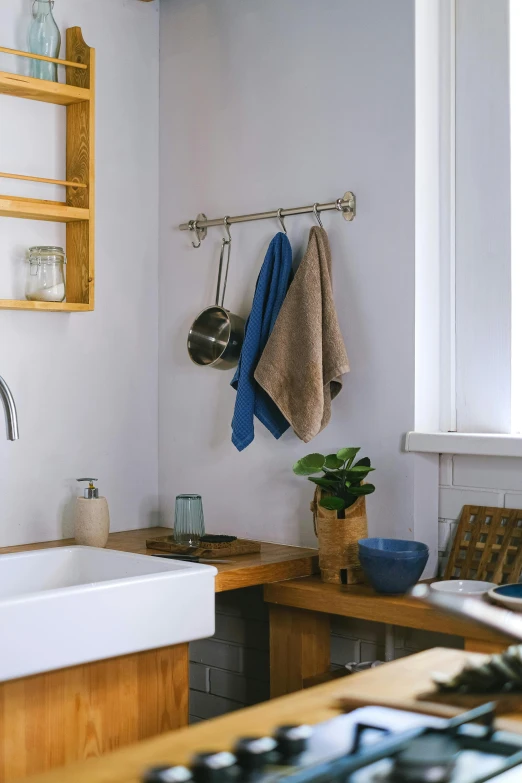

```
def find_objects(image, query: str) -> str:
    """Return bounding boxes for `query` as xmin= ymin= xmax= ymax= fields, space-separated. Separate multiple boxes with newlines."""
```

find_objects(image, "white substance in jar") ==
xmin=27 ymin=283 xmax=65 ymax=302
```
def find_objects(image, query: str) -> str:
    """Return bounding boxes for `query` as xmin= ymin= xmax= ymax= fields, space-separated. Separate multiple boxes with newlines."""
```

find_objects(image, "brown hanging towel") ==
xmin=254 ymin=226 xmax=349 ymax=442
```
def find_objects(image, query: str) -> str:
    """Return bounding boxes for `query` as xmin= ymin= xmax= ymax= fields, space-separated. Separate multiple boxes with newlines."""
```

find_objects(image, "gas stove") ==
xmin=143 ymin=703 xmax=522 ymax=783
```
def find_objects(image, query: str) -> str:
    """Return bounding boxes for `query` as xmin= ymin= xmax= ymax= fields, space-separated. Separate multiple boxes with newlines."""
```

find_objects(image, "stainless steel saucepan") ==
xmin=187 ymin=218 xmax=245 ymax=370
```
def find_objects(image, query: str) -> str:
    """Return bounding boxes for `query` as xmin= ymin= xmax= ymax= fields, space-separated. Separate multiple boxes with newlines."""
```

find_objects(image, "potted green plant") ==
xmin=293 ymin=448 xmax=375 ymax=584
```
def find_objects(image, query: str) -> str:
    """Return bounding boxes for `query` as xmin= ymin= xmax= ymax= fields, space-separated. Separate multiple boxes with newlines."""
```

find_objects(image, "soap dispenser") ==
xmin=74 ymin=478 xmax=110 ymax=547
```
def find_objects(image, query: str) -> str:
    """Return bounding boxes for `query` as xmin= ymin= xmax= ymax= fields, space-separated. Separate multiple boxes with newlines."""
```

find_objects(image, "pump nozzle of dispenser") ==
xmin=77 ymin=478 xmax=99 ymax=499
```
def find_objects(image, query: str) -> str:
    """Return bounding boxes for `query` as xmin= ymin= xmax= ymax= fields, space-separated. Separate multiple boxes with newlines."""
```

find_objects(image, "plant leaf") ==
xmin=308 ymin=477 xmax=339 ymax=489
xmin=344 ymin=467 xmax=374 ymax=483
xmin=293 ymin=461 xmax=321 ymax=476
xmin=353 ymin=457 xmax=371 ymax=469
xmin=293 ymin=453 xmax=325 ymax=476
xmin=324 ymin=454 xmax=344 ymax=470
xmin=347 ymin=484 xmax=376 ymax=496
xmin=336 ymin=447 xmax=360 ymax=466
xmin=292 ymin=461 xmax=317 ymax=476
xmin=322 ymin=469 xmax=344 ymax=478
xmin=319 ymin=496 xmax=345 ymax=511
xmin=300 ymin=453 xmax=326 ymax=470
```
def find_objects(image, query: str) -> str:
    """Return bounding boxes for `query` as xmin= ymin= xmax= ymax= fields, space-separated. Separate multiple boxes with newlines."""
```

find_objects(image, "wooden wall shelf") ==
xmin=0 ymin=300 xmax=91 ymax=312
xmin=0 ymin=196 xmax=89 ymax=223
xmin=0 ymin=27 xmax=95 ymax=311
xmin=0 ymin=71 xmax=90 ymax=105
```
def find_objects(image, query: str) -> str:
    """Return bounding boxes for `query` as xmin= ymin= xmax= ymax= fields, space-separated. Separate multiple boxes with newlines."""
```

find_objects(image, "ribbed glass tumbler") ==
xmin=173 ymin=494 xmax=205 ymax=546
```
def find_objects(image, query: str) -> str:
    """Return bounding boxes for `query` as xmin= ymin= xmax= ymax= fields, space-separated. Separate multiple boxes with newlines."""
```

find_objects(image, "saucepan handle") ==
xmin=215 ymin=236 xmax=231 ymax=308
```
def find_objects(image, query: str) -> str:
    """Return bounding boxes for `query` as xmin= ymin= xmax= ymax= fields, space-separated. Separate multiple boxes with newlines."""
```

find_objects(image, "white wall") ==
xmin=439 ymin=455 xmax=522 ymax=539
xmin=0 ymin=0 xmax=159 ymax=546
xmin=159 ymin=0 xmax=433 ymax=549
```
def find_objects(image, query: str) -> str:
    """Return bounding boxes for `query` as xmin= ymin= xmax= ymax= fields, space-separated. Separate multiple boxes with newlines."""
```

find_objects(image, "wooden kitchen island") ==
xmin=0 ymin=529 xmax=318 ymax=783
xmin=18 ymin=647 xmax=522 ymax=783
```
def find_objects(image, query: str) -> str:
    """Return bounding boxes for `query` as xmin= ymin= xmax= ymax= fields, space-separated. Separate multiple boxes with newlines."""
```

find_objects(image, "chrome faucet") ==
xmin=0 ymin=376 xmax=19 ymax=441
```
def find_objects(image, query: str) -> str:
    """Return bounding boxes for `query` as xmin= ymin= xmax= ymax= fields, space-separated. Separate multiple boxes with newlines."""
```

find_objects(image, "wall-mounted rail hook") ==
xmin=188 ymin=213 xmax=208 ymax=248
xmin=188 ymin=220 xmax=201 ymax=248
xmin=341 ymin=191 xmax=356 ymax=222
xmin=312 ymin=203 xmax=324 ymax=229
xmin=223 ymin=215 xmax=232 ymax=244
xmin=277 ymin=208 xmax=287 ymax=235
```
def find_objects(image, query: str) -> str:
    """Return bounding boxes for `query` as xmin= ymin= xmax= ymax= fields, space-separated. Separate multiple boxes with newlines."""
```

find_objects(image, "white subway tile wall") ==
xmin=439 ymin=487 xmax=503 ymax=519
xmin=440 ymin=455 xmax=454 ymax=486
xmin=436 ymin=455 xmax=522 ymax=574
xmin=453 ymin=457 xmax=522 ymax=491
xmin=438 ymin=455 xmax=522 ymax=517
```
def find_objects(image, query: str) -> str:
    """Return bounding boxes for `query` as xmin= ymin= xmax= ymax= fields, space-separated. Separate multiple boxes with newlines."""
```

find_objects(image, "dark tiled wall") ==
xmin=189 ymin=587 xmax=270 ymax=722
xmin=189 ymin=587 xmax=463 ymax=722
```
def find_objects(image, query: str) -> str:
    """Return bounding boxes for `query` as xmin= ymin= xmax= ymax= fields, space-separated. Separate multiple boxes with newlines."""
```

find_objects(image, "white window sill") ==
xmin=405 ymin=431 xmax=522 ymax=458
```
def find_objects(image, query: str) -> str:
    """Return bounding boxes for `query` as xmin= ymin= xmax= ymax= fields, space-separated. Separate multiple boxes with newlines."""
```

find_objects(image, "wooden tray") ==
xmin=146 ymin=536 xmax=261 ymax=558
xmin=444 ymin=504 xmax=522 ymax=584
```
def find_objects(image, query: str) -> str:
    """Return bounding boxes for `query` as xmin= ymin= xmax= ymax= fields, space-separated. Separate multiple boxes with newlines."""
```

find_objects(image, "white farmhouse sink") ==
xmin=0 ymin=546 xmax=217 ymax=682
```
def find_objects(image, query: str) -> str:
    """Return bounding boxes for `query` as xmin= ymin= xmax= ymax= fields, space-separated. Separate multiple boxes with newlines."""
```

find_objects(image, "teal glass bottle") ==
xmin=27 ymin=0 xmax=61 ymax=82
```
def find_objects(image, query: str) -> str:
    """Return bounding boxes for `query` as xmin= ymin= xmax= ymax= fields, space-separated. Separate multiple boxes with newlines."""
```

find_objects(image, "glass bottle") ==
xmin=27 ymin=0 xmax=61 ymax=82
xmin=26 ymin=246 xmax=66 ymax=302
xmin=173 ymin=495 xmax=205 ymax=547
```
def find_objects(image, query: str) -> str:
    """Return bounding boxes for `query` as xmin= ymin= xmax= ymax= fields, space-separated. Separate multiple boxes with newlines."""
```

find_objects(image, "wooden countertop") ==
xmin=0 ymin=528 xmax=318 ymax=592
xmin=21 ymin=648 xmax=522 ymax=783
xmin=264 ymin=575 xmax=513 ymax=646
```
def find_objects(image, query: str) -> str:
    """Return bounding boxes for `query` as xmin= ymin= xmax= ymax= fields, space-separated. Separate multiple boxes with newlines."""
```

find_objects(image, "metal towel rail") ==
xmin=179 ymin=190 xmax=356 ymax=248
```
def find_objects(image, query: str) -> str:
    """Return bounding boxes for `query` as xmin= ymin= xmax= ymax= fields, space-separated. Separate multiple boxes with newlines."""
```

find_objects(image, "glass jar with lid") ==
xmin=26 ymin=246 xmax=66 ymax=302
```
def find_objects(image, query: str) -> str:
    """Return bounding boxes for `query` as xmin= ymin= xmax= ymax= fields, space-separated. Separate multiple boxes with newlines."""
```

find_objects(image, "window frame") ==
xmin=408 ymin=0 xmax=518 ymax=457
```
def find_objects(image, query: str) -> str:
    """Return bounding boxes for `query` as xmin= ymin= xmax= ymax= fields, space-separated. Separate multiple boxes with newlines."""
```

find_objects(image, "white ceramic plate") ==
xmin=430 ymin=579 xmax=496 ymax=597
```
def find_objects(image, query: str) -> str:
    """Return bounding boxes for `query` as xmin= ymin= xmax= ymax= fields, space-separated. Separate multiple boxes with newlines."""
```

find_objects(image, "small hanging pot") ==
xmin=187 ymin=218 xmax=245 ymax=369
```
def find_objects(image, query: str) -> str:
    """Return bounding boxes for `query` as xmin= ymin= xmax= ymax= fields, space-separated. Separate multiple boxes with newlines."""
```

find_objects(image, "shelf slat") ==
xmin=0 ymin=171 xmax=87 ymax=188
xmin=0 ymin=46 xmax=88 ymax=70
xmin=0 ymin=195 xmax=89 ymax=222
xmin=0 ymin=300 xmax=92 ymax=312
xmin=0 ymin=71 xmax=90 ymax=105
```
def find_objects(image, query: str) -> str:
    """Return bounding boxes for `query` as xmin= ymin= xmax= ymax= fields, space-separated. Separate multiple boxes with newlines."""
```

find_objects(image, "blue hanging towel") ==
xmin=231 ymin=233 xmax=292 ymax=451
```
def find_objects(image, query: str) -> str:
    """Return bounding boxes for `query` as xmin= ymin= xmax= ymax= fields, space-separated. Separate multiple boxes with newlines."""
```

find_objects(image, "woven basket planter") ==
xmin=311 ymin=487 xmax=368 ymax=584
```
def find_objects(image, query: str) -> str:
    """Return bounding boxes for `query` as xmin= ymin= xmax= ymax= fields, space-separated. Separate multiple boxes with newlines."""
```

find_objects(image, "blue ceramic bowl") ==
xmin=358 ymin=538 xmax=429 ymax=560
xmin=358 ymin=538 xmax=429 ymax=595
xmin=488 ymin=583 xmax=522 ymax=612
